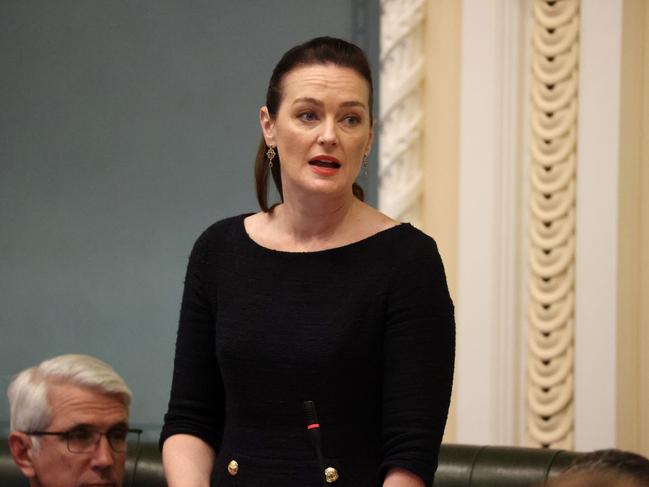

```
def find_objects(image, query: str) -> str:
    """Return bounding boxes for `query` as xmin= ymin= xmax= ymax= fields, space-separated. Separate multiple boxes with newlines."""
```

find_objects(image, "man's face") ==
xmin=27 ymin=383 xmax=128 ymax=487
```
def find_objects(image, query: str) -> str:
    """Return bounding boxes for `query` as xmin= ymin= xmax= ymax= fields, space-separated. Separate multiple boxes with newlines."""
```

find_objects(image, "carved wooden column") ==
xmin=378 ymin=0 xmax=426 ymax=226
xmin=527 ymin=0 xmax=580 ymax=449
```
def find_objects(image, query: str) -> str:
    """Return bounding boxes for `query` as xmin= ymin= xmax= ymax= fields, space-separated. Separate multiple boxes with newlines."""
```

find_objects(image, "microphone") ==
xmin=303 ymin=400 xmax=327 ymax=486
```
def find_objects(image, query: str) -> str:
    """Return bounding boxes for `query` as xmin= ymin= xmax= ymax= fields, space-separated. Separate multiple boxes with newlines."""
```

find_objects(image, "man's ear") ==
xmin=8 ymin=432 xmax=37 ymax=478
xmin=259 ymin=106 xmax=275 ymax=147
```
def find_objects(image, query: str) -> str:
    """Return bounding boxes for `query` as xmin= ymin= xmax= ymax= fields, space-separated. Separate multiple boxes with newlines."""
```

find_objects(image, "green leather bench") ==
xmin=0 ymin=440 xmax=581 ymax=487
xmin=435 ymin=444 xmax=579 ymax=487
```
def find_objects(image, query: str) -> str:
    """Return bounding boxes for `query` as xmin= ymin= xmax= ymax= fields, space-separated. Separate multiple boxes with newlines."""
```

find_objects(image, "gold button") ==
xmin=227 ymin=460 xmax=239 ymax=476
xmin=324 ymin=466 xmax=339 ymax=483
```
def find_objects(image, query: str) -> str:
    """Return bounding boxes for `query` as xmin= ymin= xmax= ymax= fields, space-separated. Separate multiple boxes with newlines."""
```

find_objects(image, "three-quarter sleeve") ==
xmin=159 ymin=230 xmax=225 ymax=453
xmin=379 ymin=238 xmax=455 ymax=486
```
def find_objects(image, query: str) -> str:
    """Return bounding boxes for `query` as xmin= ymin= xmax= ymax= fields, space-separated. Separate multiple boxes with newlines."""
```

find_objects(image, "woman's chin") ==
xmin=282 ymin=174 xmax=351 ymax=198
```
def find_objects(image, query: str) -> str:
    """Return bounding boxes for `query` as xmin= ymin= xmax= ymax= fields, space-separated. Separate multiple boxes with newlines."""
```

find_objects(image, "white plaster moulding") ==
xmin=455 ymin=0 xmax=527 ymax=445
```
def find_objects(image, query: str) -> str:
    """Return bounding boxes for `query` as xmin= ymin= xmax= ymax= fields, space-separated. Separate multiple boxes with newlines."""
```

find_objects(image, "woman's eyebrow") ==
xmin=291 ymin=97 xmax=367 ymax=109
xmin=339 ymin=100 xmax=367 ymax=109
xmin=292 ymin=97 xmax=323 ymax=106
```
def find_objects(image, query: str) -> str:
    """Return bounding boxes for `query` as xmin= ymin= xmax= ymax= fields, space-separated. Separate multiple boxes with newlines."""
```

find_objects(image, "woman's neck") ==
xmin=272 ymin=191 xmax=362 ymax=248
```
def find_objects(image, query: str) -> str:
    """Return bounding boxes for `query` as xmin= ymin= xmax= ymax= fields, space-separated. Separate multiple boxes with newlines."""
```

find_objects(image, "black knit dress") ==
xmin=160 ymin=214 xmax=455 ymax=487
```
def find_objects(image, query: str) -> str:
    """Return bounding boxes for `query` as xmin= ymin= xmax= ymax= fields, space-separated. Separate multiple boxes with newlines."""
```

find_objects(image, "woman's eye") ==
xmin=342 ymin=115 xmax=361 ymax=126
xmin=298 ymin=111 xmax=317 ymax=122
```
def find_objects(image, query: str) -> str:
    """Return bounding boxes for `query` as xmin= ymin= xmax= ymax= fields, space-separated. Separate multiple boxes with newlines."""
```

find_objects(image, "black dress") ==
xmin=160 ymin=215 xmax=455 ymax=487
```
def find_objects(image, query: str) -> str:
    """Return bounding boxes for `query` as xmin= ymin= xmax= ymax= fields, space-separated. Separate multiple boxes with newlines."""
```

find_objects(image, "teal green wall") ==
xmin=0 ymin=0 xmax=379 ymax=439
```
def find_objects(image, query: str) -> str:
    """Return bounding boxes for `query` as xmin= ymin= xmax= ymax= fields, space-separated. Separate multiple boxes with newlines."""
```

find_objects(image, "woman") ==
xmin=160 ymin=37 xmax=454 ymax=487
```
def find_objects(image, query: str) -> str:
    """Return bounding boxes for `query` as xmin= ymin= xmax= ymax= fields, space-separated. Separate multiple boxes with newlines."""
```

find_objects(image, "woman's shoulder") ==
xmin=394 ymin=222 xmax=440 ymax=252
xmin=373 ymin=223 xmax=441 ymax=270
xmin=363 ymin=208 xmax=439 ymax=257
xmin=204 ymin=213 xmax=248 ymax=234
xmin=191 ymin=213 xmax=250 ymax=251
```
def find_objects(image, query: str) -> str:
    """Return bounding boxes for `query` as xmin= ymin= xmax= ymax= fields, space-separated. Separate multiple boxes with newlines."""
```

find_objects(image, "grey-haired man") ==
xmin=7 ymin=354 xmax=139 ymax=487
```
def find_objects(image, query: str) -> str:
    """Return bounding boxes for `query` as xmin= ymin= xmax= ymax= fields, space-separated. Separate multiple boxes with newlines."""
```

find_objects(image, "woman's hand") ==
xmin=383 ymin=467 xmax=426 ymax=487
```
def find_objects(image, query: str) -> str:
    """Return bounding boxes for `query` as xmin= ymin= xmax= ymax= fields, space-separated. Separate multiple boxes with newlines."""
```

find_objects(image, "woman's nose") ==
xmin=317 ymin=120 xmax=338 ymax=146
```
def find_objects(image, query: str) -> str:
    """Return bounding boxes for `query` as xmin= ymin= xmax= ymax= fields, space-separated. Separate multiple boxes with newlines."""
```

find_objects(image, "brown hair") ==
xmin=254 ymin=36 xmax=374 ymax=212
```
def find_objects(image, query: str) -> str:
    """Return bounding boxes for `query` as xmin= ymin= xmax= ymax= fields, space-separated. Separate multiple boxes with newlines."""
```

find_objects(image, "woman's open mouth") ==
xmin=309 ymin=160 xmax=341 ymax=168
xmin=308 ymin=156 xmax=342 ymax=176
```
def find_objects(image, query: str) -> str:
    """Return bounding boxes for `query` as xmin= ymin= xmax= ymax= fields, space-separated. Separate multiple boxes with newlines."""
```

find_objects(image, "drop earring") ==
xmin=266 ymin=146 xmax=276 ymax=168
xmin=362 ymin=154 xmax=369 ymax=177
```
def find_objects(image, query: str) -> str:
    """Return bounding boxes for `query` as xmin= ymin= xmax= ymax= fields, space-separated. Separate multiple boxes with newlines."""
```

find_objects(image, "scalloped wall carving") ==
xmin=378 ymin=0 xmax=426 ymax=227
xmin=527 ymin=0 xmax=580 ymax=449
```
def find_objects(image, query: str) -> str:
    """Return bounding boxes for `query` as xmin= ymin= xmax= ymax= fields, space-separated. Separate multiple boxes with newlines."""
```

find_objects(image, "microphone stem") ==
xmin=303 ymin=400 xmax=327 ymax=486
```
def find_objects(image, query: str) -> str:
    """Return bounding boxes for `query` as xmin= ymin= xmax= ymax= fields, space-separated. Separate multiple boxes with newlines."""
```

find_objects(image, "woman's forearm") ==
xmin=383 ymin=467 xmax=426 ymax=487
xmin=162 ymin=434 xmax=215 ymax=487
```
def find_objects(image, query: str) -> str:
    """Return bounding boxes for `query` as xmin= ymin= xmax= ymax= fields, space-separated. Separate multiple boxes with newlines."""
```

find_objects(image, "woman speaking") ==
xmin=160 ymin=37 xmax=455 ymax=487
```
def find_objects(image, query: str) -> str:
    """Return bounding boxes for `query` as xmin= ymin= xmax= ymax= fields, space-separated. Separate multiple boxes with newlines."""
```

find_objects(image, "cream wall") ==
xmin=422 ymin=0 xmax=461 ymax=443
xmin=574 ymin=0 xmax=622 ymax=450
xmin=641 ymin=0 xmax=649 ymax=457
xmin=617 ymin=0 xmax=649 ymax=456
xmin=639 ymin=1 xmax=649 ymax=456
xmin=378 ymin=0 xmax=461 ymax=441
xmin=574 ymin=0 xmax=649 ymax=455
xmin=454 ymin=0 xmax=528 ymax=445
xmin=410 ymin=0 xmax=649 ymax=453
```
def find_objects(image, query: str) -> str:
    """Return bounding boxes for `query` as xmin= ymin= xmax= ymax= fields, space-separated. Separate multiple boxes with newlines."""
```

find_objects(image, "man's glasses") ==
xmin=26 ymin=427 xmax=142 ymax=453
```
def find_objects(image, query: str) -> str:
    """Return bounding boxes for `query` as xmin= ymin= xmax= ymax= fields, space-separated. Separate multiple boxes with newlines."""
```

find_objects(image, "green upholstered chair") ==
xmin=434 ymin=444 xmax=581 ymax=487
xmin=0 ymin=439 xmax=28 ymax=487
xmin=0 ymin=439 xmax=581 ymax=487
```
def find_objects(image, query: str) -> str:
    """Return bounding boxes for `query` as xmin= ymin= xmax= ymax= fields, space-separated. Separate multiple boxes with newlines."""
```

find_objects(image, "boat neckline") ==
xmin=238 ymin=213 xmax=409 ymax=255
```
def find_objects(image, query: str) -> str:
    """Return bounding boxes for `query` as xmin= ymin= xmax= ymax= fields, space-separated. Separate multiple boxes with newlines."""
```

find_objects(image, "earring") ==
xmin=362 ymin=154 xmax=369 ymax=177
xmin=266 ymin=146 xmax=276 ymax=169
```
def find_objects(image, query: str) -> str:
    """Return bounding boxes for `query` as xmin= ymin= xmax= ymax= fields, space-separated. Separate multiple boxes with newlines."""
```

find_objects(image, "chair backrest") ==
xmin=0 ymin=440 xmax=29 ymax=487
xmin=0 ymin=440 xmax=581 ymax=487
xmin=434 ymin=444 xmax=582 ymax=487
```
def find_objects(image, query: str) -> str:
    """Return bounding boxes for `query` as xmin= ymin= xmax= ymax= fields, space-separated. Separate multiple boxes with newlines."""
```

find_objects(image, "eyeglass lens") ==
xmin=67 ymin=429 xmax=140 ymax=453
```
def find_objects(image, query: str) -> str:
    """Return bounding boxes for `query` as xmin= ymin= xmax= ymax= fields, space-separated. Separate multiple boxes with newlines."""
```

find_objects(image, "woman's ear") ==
xmin=365 ymin=123 xmax=374 ymax=156
xmin=8 ymin=432 xmax=37 ymax=478
xmin=259 ymin=106 xmax=275 ymax=147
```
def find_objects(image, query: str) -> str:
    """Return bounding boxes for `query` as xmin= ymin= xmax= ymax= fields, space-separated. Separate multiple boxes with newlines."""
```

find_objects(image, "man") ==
xmin=7 ymin=354 xmax=139 ymax=487
xmin=544 ymin=449 xmax=649 ymax=487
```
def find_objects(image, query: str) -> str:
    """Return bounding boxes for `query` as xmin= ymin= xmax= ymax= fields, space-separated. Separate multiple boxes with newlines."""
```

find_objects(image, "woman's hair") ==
xmin=254 ymin=36 xmax=374 ymax=212
xmin=7 ymin=354 xmax=132 ymax=437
